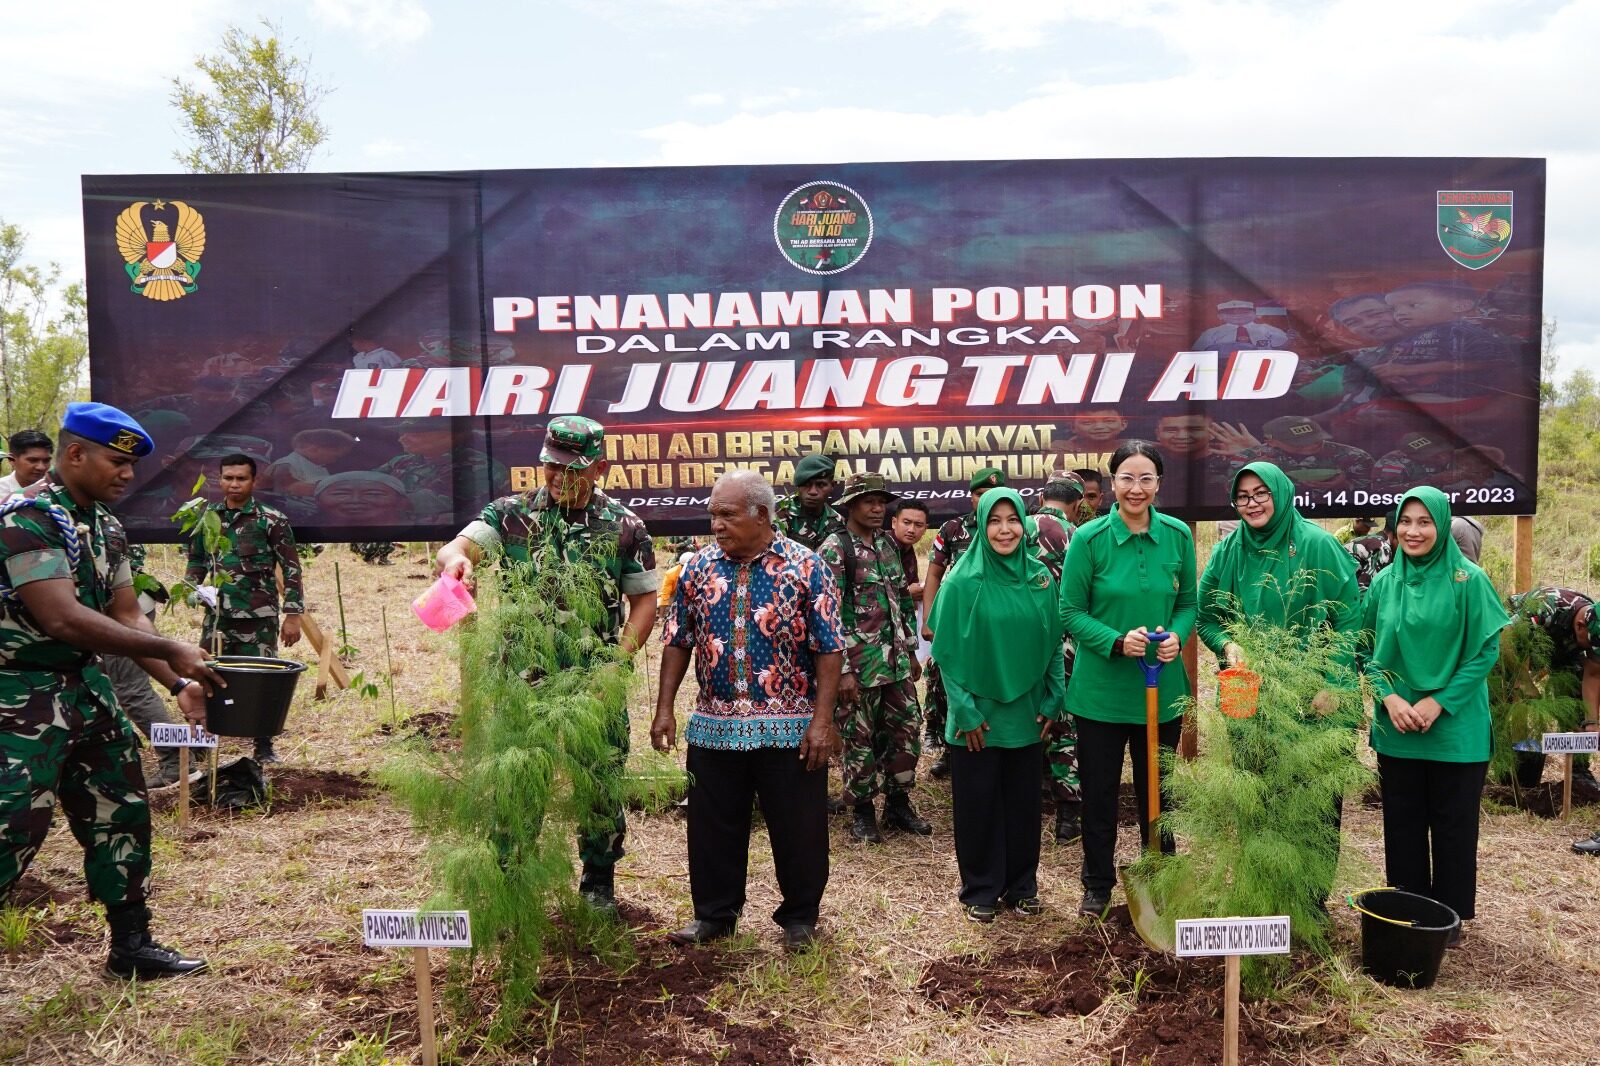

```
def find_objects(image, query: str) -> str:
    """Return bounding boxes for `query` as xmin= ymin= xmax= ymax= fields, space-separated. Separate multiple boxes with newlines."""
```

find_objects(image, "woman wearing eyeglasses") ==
xmin=1058 ymin=440 xmax=1197 ymax=918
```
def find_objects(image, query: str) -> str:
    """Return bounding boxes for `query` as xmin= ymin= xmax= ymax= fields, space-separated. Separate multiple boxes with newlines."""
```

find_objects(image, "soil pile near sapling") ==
xmin=377 ymin=710 xmax=458 ymax=743
xmin=148 ymin=768 xmax=374 ymax=817
xmin=916 ymin=906 xmax=1344 ymax=1064
xmin=1484 ymin=773 xmax=1600 ymax=818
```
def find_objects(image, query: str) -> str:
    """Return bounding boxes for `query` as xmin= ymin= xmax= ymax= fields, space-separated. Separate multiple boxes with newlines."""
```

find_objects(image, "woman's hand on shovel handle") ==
xmin=1152 ymin=627 xmax=1180 ymax=663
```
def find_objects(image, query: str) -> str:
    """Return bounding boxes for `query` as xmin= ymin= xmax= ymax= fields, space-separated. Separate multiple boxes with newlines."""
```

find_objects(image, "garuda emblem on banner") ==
xmin=115 ymin=199 xmax=205 ymax=300
xmin=1436 ymin=191 xmax=1512 ymax=270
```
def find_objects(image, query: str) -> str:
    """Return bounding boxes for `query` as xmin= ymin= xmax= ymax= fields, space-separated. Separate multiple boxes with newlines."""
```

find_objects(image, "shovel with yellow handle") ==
xmin=1119 ymin=630 xmax=1178 ymax=951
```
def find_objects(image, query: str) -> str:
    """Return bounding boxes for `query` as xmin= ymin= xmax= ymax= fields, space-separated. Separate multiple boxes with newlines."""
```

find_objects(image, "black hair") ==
xmin=1042 ymin=483 xmax=1083 ymax=505
xmin=7 ymin=429 xmax=52 ymax=455
xmin=1108 ymin=439 xmax=1164 ymax=477
xmin=219 ymin=453 xmax=257 ymax=476
xmin=892 ymin=499 xmax=929 ymax=519
xmin=1328 ymin=293 xmax=1389 ymax=320
xmin=1071 ymin=467 xmax=1103 ymax=486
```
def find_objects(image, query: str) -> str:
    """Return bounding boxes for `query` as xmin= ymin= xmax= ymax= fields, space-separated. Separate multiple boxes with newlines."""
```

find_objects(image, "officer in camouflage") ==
xmin=819 ymin=473 xmax=931 ymax=843
xmin=920 ymin=468 xmax=1008 ymax=778
xmin=351 ymin=541 xmax=397 ymax=565
xmin=436 ymin=415 xmax=659 ymax=912
xmin=1033 ymin=473 xmax=1085 ymax=844
xmin=184 ymin=453 xmax=305 ymax=763
xmin=0 ymin=402 xmax=219 ymax=979
xmin=774 ymin=453 xmax=846 ymax=551
xmin=1346 ymin=516 xmax=1396 ymax=593
xmin=1233 ymin=416 xmax=1375 ymax=497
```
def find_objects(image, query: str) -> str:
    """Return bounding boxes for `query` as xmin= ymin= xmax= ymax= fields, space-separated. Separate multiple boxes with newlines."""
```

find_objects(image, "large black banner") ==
xmin=83 ymin=158 xmax=1543 ymax=540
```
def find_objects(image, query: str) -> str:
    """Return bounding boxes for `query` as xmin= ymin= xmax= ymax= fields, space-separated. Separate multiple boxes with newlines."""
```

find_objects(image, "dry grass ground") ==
xmin=3 ymin=522 xmax=1600 ymax=1065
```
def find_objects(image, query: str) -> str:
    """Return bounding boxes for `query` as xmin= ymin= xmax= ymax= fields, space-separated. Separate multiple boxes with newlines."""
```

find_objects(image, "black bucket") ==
xmin=204 ymin=655 xmax=307 ymax=738
xmin=1352 ymin=889 xmax=1459 ymax=989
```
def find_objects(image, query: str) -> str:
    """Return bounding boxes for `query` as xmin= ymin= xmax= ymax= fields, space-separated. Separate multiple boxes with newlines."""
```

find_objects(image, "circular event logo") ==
xmin=773 ymin=181 xmax=873 ymax=274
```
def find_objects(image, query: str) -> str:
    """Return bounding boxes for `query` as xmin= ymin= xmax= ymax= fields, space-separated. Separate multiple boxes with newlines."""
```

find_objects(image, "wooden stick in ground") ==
xmin=413 ymin=946 xmax=438 ymax=1066
xmin=1224 ymin=954 xmax=1241 ymax=1066
xmin=1563 ymin=753 xmax=1574 ymax=822
xmin=177 ymin=746 xmax=190 ymax=830
xmin=209 ymin=745 xmax=218 ymax=807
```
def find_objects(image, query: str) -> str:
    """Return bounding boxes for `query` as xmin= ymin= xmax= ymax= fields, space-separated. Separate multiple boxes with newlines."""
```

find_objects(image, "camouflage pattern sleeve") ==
xmin=929 ymin=518 xmax=960 ymax=569
xmin=616 ymin=509 xmax=661 ymax=596
xmin=271 ymin=510 xmax=305 ymax=613
xmin=816 ymin=533 xmax=858 ymax=656
xmin=460 ymin=497 xmax=509 ymax=555
xmin=184 ymin=524 xmax=208 ymax=587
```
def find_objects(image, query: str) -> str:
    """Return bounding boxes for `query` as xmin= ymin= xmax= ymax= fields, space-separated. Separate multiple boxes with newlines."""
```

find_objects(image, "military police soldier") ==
xmin=920 ymin=468 xmax=1009 ymax=778
xmin=1233 ymin=416 xmax=1374 ymax=496
xmin=819 ymin=473 xmax=930 ymax=843
xmin=775 ymin=453 xmax=845 ymax=551
xmin=184 ymin=453 xmax=305 ymax=763
xmin=0 ymin=402 xmax=219 ymax=978
xmin=436 ymin=416 xmax=659 ymax=911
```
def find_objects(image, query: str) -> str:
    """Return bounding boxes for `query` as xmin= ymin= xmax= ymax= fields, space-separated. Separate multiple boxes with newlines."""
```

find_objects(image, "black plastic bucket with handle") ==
xmin=1351 ymin=889 xmax=1459 ymax=989
xmin=203 ymin=656 xmax=307 ymax=737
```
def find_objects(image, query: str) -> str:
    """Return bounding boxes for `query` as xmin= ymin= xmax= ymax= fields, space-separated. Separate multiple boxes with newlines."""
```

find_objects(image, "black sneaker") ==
xmin=882 ymin=795 xmax=932 ymax=836
xmin=1078 ymin=888 xmax=1111 ymax=918
xmin=1006 ymin=896 xmax=1045 ymax=917
xmin=963 ymin=904 xmax=998 ymax=924
xmin=666 ymin=919 xmax=735 ymax=946
xmin=1054 ymin=806 xmax=1082 ymax=845
xmin=1572 ymin=832 xmax=1600 ymax=856
xmin=849 ymin=802 xmax=883 ymax=844
xmin=105 ymin=933 xmax=207 ymax=980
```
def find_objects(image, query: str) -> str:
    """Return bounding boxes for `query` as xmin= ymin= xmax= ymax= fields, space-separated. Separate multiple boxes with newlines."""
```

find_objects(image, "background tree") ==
xmin=0 ymin=221 xmax=89 ymax=433
xmin=170 ymin=21 xmax=330 ymax=175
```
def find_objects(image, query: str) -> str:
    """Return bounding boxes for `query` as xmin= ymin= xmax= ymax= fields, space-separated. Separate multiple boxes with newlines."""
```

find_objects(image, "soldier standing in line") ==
xmin=0 ymin=402 xmax=219 ymax=978
xmin=774 ymin=453 xmax=845 ymax=551
xmin=819 ymin=474 xmax=931 ymax=843
xmin=1505 ymin=588 xmax=1600 ymax=833
xmin=436 ymin=416 xmax=659 ymax=912
xmin=183 ymin=453 xmax=304 ymax=764
xmin=1033 ymin=473 xmax=1085 ymax=844
xmin=1345 ymin=516 xmax=1397 ymax=593
xmin=920 ymin=468 xmax=1008 ymax=779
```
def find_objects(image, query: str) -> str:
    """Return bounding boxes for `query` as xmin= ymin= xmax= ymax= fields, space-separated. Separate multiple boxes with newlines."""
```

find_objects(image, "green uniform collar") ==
xmin=1108 ymin=503 xmax=1163 ymax=545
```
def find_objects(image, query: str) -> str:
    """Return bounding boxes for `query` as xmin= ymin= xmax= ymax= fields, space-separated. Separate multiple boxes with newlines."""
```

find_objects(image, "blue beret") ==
xmin=62 ymin=402 xmax=154 ymax=458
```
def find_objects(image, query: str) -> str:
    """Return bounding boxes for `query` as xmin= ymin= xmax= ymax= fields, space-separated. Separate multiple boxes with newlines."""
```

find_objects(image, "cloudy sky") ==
xmin=5 ymin=0 xmax=1597 ymax=375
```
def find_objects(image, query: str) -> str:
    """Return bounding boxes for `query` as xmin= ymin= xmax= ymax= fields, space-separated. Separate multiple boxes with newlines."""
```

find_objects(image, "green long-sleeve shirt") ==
xmin=945 ymin=650 xmax=1066 ymax=747
xmin=1059 ymin=506 xmax=1197 ymax=725
xmin=1361 ymin=591 xmax=1499 ymax=763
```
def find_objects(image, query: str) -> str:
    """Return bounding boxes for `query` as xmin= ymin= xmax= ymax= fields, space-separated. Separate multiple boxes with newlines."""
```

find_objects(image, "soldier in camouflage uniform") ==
xmin=1346 ymin=520 xmax=1396 ymax=592
xmin=1033 ymin=474 xmax=1085 ymax=843
xmin=819 ymin=473 xmax=930 ymax=843
xmin=437 ymin=416 xmax=659 ymax=912
xmin=774 ymin=452 xmax=845 ymax=551
xmin=183 ymin=454 xmax=304 ymax=763
xmin=1371 ymin=432 xmax=1455 ymax=495
xmin=351 ymin=541 xmax=397 ymax=565
xmin=1233 ymin=415 xmax=1374 ymax=498
xmin=0 ymin=402 xmax=217 ymax=978
xmin=920 ymin=468 xmax=1008 ymax=778
xmin=1507 ymin=587 xmax=1600 ymax=819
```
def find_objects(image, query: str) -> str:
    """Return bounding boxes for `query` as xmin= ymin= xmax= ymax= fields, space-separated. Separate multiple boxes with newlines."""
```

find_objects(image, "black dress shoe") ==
xmin=781 ymin=923 xmax=817 ymax=953
xmin=1572 ymin=831 xmax=1600 ymax=856
xmin=882 ymin=795 xmax=933 ymax=835
xmin=666 ymin=919 xmax=735 ymax=946
xmin=105 ymin=934 xmax=208 ymax=979
xmin=1054 ymin=806 xmax=1082 ymax=845
xmin=849 ymin=802 xmax=883 ymax=843
xmin=1078 ymin=888 xmax=1111 ymax=918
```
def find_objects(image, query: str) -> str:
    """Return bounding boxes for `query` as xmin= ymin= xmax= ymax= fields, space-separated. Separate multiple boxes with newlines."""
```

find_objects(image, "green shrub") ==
xmin=1487 ymin=614 xmax=1585 ymax=785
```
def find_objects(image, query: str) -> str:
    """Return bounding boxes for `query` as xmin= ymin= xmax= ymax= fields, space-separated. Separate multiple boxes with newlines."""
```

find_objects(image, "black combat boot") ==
xmin=882 ymin=793 xmax=932 ymax=835
xmin=849 ymin=802 xmax=883 ymax=843
xmin=579 ymin=862 xmax=617 ymax=913
xmin=1054 ymin=804 xmax=1082 ymax=845
xmin=104 ymin=906 xmax=206 ymax=980
xmin=252 ymin=737 xmax=280 ymax=764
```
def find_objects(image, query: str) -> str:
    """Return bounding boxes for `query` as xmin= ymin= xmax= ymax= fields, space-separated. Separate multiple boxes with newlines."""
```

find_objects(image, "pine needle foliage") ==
xmin=1487 ymin=613 xmax=1585 ymax=783
xmin=384 ymin=550 xmax=674 ymax=1037
xmin=1138 ymin=573 xmax=1373 ymax=995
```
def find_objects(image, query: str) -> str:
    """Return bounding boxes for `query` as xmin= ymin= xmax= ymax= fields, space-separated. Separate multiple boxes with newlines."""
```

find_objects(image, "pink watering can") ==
xmin=412 ymin=573 xmax=476 ymax=632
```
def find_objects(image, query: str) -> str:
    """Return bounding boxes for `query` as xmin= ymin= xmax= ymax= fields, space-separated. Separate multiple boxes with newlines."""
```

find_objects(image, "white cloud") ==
xmin=361 ymin=137 xmax=415 ymax=159
xmin=687 ymin=92 xmax=726 ymax=106
xmin=309 ymin=0 xmax=432 ymax=47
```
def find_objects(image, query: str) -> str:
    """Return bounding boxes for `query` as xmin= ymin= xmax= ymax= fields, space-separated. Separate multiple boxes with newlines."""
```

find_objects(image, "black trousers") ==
xmin=1075 ymin=714 xmax=1182 ymax=892
xmin=685 ymin=744 xmax=829 ymax=928
xmin=949 ymin=741 xmax=1043 ymax=908
xmin=1377 ymin=754 xmax=1487 ymax=921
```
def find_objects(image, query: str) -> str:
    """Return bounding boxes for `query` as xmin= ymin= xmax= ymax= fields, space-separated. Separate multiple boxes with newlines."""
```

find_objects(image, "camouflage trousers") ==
xmin=200 ymin=616 xmax=280 ymax=659
xmin=1045 ymin=644 xmax=1081 ymax=804
xmin=0 ymin=666 xmax=150 ymax=911
xmin=351 ymin=542 xmax=395 ymax=564
xmin=575 ymin=704 xmax=629 ymax=870
xmin=837 ymin=678 xmax=922 ymax=804
xmin=923 ymin=660 xmax=947 ymax=748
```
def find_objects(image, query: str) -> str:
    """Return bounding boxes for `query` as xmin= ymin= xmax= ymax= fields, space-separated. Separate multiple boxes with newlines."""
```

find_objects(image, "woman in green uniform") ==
xmin=933 ymin=488 xmax=1066 ymax=922
xmin=1059 ymin=441 xmax=1197 ymax=918
xmin=1362 ymin=486 xmax=1508 ymax=943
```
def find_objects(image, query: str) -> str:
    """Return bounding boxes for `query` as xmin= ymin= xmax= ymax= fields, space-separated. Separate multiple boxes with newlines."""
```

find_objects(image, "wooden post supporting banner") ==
xmin=1180 ymin=521 xmax=1201 ymax=761
xmin=1224 ymin=954 xmax=1241 ymax=1066
xmin=1563 ymin=754 xmax=1574 ymax=822
xmin=1514 ymin=515 xmax=1534 ymax=594
xmin=414 ymin=947 xmax=438 ymax=1066
xmin=177 ymin=747 xmax=190 ymax=830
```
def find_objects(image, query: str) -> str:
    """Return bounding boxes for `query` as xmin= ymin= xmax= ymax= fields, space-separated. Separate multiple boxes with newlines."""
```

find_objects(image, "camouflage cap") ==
xmin=836 ymin=471 xmax=896 ymax=507
xmin=1041 ymin=471 xmax=1086 ymax=502
xmin=969 ymin=466 xmax=1007 ymax=491
xmin=539 ymin=415 xmax=605 ymax=468
xmin=1262 ymin=415 xmax=1329 ymax=443
xmin=793 ymin=452 xmax=837 ymax=486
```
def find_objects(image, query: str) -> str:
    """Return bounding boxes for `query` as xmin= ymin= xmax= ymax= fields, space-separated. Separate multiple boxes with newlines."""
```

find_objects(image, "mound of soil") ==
xmin=149 ymin=768 xmax=374 ymax=817
xmin=377 ymin=711 xmax=457 ymax=741
xmin=1484 ymin=773 xmax=1600 ymax=818
xmin=5 ymin=872 xmax=79 ymax=908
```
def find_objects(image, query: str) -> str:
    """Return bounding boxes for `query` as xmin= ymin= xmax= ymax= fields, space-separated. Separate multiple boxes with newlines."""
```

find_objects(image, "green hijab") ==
xmin=1204 ymin=461 xmax=1354 ymax=628
xmin=930 ymin=488 xmax=1060 ymax=703
xmin=1371 ymin=486 xmax=1509 ymax=690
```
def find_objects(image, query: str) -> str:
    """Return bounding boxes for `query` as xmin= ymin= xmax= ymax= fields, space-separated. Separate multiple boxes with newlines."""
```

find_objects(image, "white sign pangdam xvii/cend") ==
xmin=361 ymin=909 xmax=473 ymax=949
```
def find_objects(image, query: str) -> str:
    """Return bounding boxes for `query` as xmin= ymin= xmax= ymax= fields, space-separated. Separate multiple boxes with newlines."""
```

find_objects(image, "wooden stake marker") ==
xmin=362 ymin=909 xmax=472 ymax=1066
xmin=149 ymin=723 xmax=218 ymax=829
xmin=1175 ymin=915 xmax=1291 ymax=1066
xmin=1541 ymin=731 xmax=1599 ymax=821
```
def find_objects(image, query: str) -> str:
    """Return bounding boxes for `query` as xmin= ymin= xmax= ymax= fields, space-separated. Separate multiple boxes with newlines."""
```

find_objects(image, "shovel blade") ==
xmin=1117 ymin=863 xmax=1175 ymax=953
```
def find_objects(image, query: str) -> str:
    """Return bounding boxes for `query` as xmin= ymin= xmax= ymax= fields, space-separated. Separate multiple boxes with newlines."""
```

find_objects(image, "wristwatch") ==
xmin=168 ymin=677 xmax=193 ymax=697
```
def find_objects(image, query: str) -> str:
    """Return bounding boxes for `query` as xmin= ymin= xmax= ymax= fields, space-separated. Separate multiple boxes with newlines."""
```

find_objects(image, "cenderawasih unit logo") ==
xmin=115 ymin=199 xmax=206 ymax=300
xmin=774 ymin=181 xmax=873 ymax=274
xmin=1437 ymin=190 xmax=1512 ymax=270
